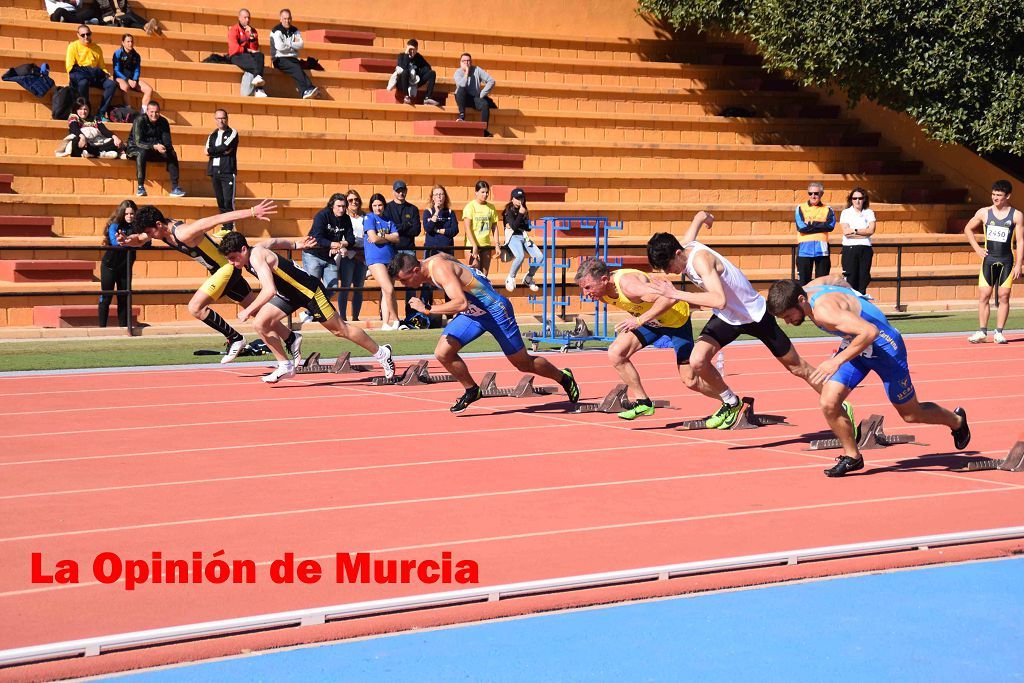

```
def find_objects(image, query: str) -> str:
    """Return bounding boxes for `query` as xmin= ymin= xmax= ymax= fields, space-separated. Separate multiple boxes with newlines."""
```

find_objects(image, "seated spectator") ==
xmin=453 ymin=53 xmax=495 ymax=137
xmin=502 ymin=188 xmax=543 ymax=292
xmin=387 ymin=39 xmax=439 ymax=106
xmin=57 ymin=97 xmax=124 ymax=158
xmin=339 ymin=189 xmax=368 ymax=321
xmin=228 ymin=8 xmax=268 ymax=98
xmin=66 ymin=24 xmax=117 ymax=121
xmin=46 ymin=0 xmax=98 ymax=24
xmin=463 ymin=179 xmax=499 ymax=274
xmin=93 ymin=0 xmax=156 ymax=32
xmin=99 ymin=199 xmax=145 ymax=327
xmin=112 ymin=33 xmax=153 ymax=112
xmin=298 ymin=193 xmax=353 ymax=324
xmin=420 ymin=184 xmax=459 ymax=308
xmin=270 ymin=9 xmax=318 ymax=99
xmin=364 ymin=192 xmax=401 ymax=329
xmin=126 ymin=101 xmax=185 ymax=197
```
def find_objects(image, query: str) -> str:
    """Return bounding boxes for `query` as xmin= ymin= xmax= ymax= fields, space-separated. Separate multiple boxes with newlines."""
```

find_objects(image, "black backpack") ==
xmin=50 ymin=85 xmax=74 ymax=120
xmin=108 ymin=106 xmax=137 ymax=123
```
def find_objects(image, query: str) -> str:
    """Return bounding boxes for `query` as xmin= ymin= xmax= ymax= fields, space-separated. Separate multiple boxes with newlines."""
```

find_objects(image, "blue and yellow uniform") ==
xmin=167 ymin=223 xmax=252 ymax=302
xmin=429 ymin=259 xmax=524 ymax=355
xmin=600 ymin=268 xmax=694 ymax=364
xmin=808 ymin=284 xmax=915 ymax=404
xmin=246 ymin=255 xmax=336 ymax=322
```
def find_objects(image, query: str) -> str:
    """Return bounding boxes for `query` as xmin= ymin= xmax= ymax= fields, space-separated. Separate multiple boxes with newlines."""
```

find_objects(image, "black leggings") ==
xmin=273 ymin=57 xmax=313 ymax=94
xmin=99 ymin=250 xmax=130 ymax=327
xmin=797 ymin=255 xmax=831 ymax=285
xmin=841 ymin=245 xmax=873 ymax=294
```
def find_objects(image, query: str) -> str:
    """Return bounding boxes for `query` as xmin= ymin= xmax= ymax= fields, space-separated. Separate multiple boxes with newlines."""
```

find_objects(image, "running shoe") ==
xmin=994 ymin=331 xmax=1008 ymax=344
xmin=451 ymin=385 xmax=482 ymax=414
xmin=968 ymin=330 xmax=988 ymax=344
xmin=221 ymin=337 xmax=245 ymax=364
xmin=378 ymin=343 xmax=395 ymax=380
xmin=559 ymin=369 xmax=580 ymax=403
xmin=824 ymin=455 xmax=864 ymax=477
xmin=251 ymin=75 xmax=265 ymax=87
xmin=136 ymin=185 xmax=147 ymax=197
xmin=297 ymin=310 xmax=314 ymax=326
xmin=505 ymin=276 xmax=516 ymax=292
xmin=951 ymin=407 xmax=971 ymax=450
xmin=254 ymin=89 xmax=268 ymax=98
xmin=706 ymin=400 xmax=742 ymax=429
xmin=261 ymin=362 xmax=295 ymax=384
xmin=523 ymin=277 xmax=540 ymax=292
xmin=618 ymin=401 xmax=655 ymax=420
xmin=424 ymin=98 xmax=441 ymax=106
xmin=288 ymin=331 xmax=303 ymax=364
xmin=302 ymin=87 xmax=319 ymax=99
xmin=843 ymin=400 xmax=858 ymax=440
xmin=169 ymin=187 xmax=186 ymax=197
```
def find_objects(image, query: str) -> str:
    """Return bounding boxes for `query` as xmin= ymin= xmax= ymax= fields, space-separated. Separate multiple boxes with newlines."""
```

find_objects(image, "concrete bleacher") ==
xmin=0 ymin=0 xmax=990 ymax=330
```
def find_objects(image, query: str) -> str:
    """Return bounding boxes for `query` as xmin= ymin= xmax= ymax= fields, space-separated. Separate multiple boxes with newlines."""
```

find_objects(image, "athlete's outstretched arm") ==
xmin=409 ymin=262 xmax=468 ymax=317
xmin=259 ymin=236 xmax=316 ymax=252
xmin=176 ymin=199 xmax=277 ymax=243
xmin=238 ymin=248 xmax=278 ymax=322
xmin=649 ymin=250 xmax=728 ymax=309
xmin=678 ymin=211 xmax=714 ymax=245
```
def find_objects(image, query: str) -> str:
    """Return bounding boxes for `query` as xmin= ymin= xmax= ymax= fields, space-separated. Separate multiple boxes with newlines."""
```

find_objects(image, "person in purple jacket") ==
xmin=420 ymin=184 xmax=460 ymax=311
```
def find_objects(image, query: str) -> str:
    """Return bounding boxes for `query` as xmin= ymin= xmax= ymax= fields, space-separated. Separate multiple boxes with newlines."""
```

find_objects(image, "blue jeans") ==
xmin=507 ymin=234 xmax=543 ymax=280
xmin=337 ymin=253 xmax=367 ymax=320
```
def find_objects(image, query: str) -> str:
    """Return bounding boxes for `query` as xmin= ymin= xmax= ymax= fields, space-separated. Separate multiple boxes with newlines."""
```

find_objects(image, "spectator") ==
xmin=270 ymin=9 xmax=318 ymax=99
xmin=387 ymin=38 xmax=440 ymax=106
xmin=98 ymin=199 xmax=144 ymax=327
xmin=502 ymin=188 xmax=543 ymax=292
xmin=46 ymin=0 xmax=98 ymax=24
xmin=463 ymin=179 xmax=499 ymax=274
xmin=65 ymin=24 xmax=117 ymax=121
xmin=363 ymin=192 xmax=401 ymax=329
xmin=93 ymin=0 xmax=155 ymax=32
xmin=126 ymin=101 xmax=184 ymax=197
xmin=205 ymin=109 xmax=239 ymax=230
xmin=59 ymin=97 xmax=123 ymax=158
xmin=112 ymin=33 xmax=153 ymax=112
xmin=794 ymin=181 xmax=836 ymax=285
xmin=228 ymin=8 xmax=268 ymax=98
xmin=339 ymin=188 xmax=368 ymax=321
xmin=453 ymin=52 xmax=495 ymax=137
xmin=384 ymin=179 xmax=422 ymax=316
xmin=839 ymin=186 xmax=876 ymax=295
xmin=420 ymin=184 xmax=459 ymax=308
xmin=298 ymin=193 xmax=353 ymax=324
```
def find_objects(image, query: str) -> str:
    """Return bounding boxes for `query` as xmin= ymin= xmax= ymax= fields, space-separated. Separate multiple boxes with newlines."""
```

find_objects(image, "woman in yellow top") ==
xmin=462 ymin=179 xmax=499 ymax=275
xmin=574 ymin=258 xmax=742 ymax=425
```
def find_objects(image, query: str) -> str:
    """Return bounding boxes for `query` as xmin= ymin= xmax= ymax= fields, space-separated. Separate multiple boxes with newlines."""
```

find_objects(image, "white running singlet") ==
xmin=682 ymin=241 xmax=767 ymax=325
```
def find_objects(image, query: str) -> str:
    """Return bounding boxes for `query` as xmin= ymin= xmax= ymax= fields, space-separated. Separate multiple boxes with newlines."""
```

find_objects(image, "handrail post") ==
xmin=790 ymin=245 xmax=796 ymax=280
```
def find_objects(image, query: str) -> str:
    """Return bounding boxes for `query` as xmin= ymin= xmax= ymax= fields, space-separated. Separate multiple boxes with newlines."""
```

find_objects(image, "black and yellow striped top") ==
xmin=248 ymin=254 xmax=322 ymax=303
xmin=168 ymin=223 xmax=229 ymax=273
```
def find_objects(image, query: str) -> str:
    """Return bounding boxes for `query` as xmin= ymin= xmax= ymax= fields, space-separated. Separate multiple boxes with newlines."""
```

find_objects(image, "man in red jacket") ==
xmin=228 ymin=8 xmax=267 ymax=97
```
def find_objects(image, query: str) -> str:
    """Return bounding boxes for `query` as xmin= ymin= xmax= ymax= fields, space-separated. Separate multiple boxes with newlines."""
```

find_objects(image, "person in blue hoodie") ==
xmin=112 ymin=33 xmax=152 ymax=112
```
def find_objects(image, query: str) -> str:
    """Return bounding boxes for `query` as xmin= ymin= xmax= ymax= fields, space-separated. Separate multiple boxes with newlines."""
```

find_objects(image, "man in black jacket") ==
xmin=384 ymin=179 xmax=422 ymax=315
xmin=127 ymin=101 xmax=183 ymax=197
xmin=205 ymin=109 xmax=239 ymax=230
xmin=389 ymin=39 xmax=439 ymax=106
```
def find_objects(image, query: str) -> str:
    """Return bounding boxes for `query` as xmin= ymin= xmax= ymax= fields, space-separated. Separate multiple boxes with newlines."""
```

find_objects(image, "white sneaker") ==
xmin=254 ymin=89 xmax=268 ymax=98
xmin=221 ymin=337 xmax=245 ymax=364
xmin=261 ymin=362 xmax=295 ymax=383
xmin=505 ymin=276 xmax=516 ymax=292
xmin=297 ymin=310 xmax=314 ymax=326
xmin=523 ymin=278 xmax=539 ymax=292
xmin=968 ymin=330 xmax=988 ymax=344
xmin=302 ymin=87 xmax=319 ymax=99
xmin=288 ymin=331 xmax=303 ymax=363
xmin=423 ymin=97 xmax=441 ymax=106
xmin=994 ymin=331 xmax=1008 ymax=344
xmin=251 ymin=75 xmax=265 ymax=87
xmin=377 ymin=344 xmax=395 ymax=379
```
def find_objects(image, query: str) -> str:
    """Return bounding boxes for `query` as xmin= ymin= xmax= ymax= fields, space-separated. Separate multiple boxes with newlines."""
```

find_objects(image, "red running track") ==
xmin=1 ymin=334 xmax=1023 ymax=653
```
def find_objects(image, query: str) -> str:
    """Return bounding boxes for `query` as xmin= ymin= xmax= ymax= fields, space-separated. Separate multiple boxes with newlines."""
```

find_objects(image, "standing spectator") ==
xmin=463 ymin=179 xmax=499 ymax=275
xmin=99 ymin=199 xmax=144 ymax=327
xmin=46 ymin=0 xmax=98 ymax=24
xmin=794 ymin=181 xmax=836 ymax=285
xmin=420 ymin=184 xmax=459 ymax=308
xmin=60 ymin=97 xmax=123 ymax=158
xmin=384 ymin=179 xmax=421 ymax=316
xmin=112 ymin=33 xmax=153 ymax=112
xmin=299 ymin=193 xmax=353 ymax=322
xmin=228 ymin=8 xmax=268 ymax=98
xmin=270 ymin=9 xmax=318 ymax=99
xmin=338 ymin=188 xmax=368 ymax=321
xmin=839 ymin=187 xmax=876 ymax=295
xmin=126 ymin=101 xmax=184 ymax=197
xmin=453 ymin=53 xmax=495 ymax=136
xmin=502 ymin=188 xmax=543 ymax=292
xmin=205 ymin=109 xmax=239 ymax=230
xmin=65 ymin=24 xmax=117 ymax=121
xmin=387 ymin=39 xmax=440 ymax=106
xmin=364 ymin=192 xmax=401 ymax=329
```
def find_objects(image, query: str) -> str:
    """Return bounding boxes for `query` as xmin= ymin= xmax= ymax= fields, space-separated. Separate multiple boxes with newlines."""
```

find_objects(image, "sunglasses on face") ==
xmin=808 ymin=191 xmax=822 ymax=196
xmin=347 ymin=198 xmax=360 ymax=203
xmin=79 ymin=31 xmax=91 ymax=37
xmin=851 ymin=196 xmax=865 ymax=200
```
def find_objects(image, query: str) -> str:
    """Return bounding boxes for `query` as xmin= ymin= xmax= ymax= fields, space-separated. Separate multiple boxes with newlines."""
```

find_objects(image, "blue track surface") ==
xmin=120 ymin=558 xmax=1024 ymax=682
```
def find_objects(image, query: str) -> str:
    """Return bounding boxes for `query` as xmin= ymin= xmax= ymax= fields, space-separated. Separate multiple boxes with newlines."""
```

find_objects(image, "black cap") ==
xmin=393 ymin=180 xmax=408 ymax=192
xmin=511 ymin=188 xmax=526 ymax=201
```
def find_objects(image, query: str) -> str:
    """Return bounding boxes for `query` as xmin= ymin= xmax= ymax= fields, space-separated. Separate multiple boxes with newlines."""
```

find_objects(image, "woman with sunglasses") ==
xmin=420 ymin=185 xmax=459 ymax=309
xmin=838 ymin=187 xmax=876 ymax=295
xmin=338 ymin=189 xmax=368 ymax=321
xmin=364 ymin=192 xmax=401 ymax=329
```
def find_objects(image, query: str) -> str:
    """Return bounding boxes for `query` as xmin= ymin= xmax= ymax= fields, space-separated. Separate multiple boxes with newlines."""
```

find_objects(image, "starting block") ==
xmin=571 ymin=384 xmax=671 ymax=414
xmin=808 ymin=414 xmax=916 ymax=451
xmin=961 ymin=441 xmax=1024 ymax=472
xmin=479 ymin=372 xmax=560 ymax=398
xmin=672 ymin=397 xmax=788 ymax=431
xmin=370 ymin=360 xmax=457 ymax=386
xmin=295 ymin=352 xmax=372 ymax=375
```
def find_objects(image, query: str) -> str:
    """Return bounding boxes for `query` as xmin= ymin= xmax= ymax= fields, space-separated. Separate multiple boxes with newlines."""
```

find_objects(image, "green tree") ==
xmin=638 ymin=0 xmax=1024 ymax=154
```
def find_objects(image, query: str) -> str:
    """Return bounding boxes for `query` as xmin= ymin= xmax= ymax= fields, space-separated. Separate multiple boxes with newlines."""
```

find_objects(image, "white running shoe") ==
xmin=505 ymin=276 xmax=516 ymax=292
xmin=378 ymin=343 xmax=395 ymax=379
xmin=523 ymin=277 xmax=539 ymax=292
xmin=221 ymin=337 xmax=245 ymax=364
xmin=261 ymin=362 xmax=295 ymax=383
xmin=302 ymin=87 xmax=319 ymax=99
xmin=251 ymin=75 xmax=265 ymax=87
xmin=288 ymin=331 xmax=303 ymax=363
xmin=994 ymin=331 xmax=1008 ymax=344
xmin=968 ymin=330 xmax=988 ymax=344
xmin=254 ymin=89 xmax=268 ymax=98
xmin=297 ymin=310 xmax=314 ymax=326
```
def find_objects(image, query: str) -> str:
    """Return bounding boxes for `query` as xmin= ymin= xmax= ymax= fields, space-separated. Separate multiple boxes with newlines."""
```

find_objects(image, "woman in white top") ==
xmin=338 ymin=188 xmax=368 ymax=321
xmin=838 ymin=187 xmax=876 ymax=295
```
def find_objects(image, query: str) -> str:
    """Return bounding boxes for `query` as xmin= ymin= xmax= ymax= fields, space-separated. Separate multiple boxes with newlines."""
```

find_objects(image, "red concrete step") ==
xmin=797 ymin=104 xmax=841 ymax=119
xmin=902 ymin=188 xmax=970 ymax=204
xmin=857 ymin=160 xmax=924 ymax=175
xmin=0 ymin=174 xmax=12 ymax=193
xmin=0 ymin=260 xmax=95 ymax=282
xmin=737 ymin=77 xmax=800 ymax=92
xmin=452 ymin=152 xmax=526 ymax=169
xmin=338 ymin=57 xmax=394 ymax=73
xmin=374 ymin=89 xmax=449 ymax=106
xmin=304 ymin=29 xmax=375 ymax=46
xmin=826 ymin=131 xmax=882 ymax=147
xmin=0 ymin=215 xmax=54 ymax=237
xmin=492 ymin=185 xmax=568 ymax=202
xmin=33 ymin=304 xmax=140 ymax=328
xmin=412 ymin=120 xmax=486 ymax=137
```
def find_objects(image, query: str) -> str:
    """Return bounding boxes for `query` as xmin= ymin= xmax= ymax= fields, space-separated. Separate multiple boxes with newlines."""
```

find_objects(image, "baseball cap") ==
xmin=393 ymin=180 xmax=408 ymax=192
xmin=511 ymin=188 xmax=526 ymax=201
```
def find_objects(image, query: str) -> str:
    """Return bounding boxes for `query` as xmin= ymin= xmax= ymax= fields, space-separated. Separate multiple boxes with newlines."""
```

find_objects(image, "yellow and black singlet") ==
xmin=168 ymin=223 xmax=229 ymax=274
xmin=600 ymin=268 xmax=690 ymax=328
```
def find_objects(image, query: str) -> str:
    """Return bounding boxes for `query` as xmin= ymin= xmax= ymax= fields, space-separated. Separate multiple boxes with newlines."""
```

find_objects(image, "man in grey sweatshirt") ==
xmin=452 ymin=52 xmax=496 ymax=136
xmin=270 ymin=9 xmax=318 ymax=99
